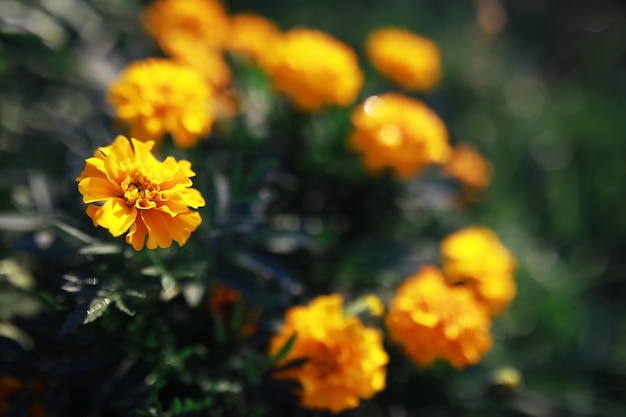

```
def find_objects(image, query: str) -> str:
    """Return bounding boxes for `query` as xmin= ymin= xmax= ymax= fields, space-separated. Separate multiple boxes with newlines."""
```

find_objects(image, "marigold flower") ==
xmin=107 ymin=59 xmax=214 ymax=149
xmin=226 ymin=13 xmax=281 ymax=64
xmin=366 ymin=28 xmax=441 ymax=91
xmin=261 ymin=28 xmax=363 ymax=112
xmin=269 ymin=294 xmax=388 ymax=414
xmin=440 ymin=227 xmax=516 ymax=315
xmin=443 ymin=145 xmax=492 ymax=190
xmin=385 ymin=266 xmax=493 ymax=369
xmin=142 ymin=0 xmax=229 ymax=59
xmin=349 ymin=93 xmax=450 ymax=178
xmin=76 ymin=136 xmax=205 ymax=251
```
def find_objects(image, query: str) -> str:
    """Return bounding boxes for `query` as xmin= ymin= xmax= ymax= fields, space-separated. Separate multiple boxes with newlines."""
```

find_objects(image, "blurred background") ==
xmin=1 ymin=0 xmax=626 ymax=416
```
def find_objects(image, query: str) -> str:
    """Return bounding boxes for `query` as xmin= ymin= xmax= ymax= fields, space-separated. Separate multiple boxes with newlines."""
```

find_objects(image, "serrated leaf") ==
xmin=59 ymin=296 xmax=111 ymax=335
xmin=113 ymin=297 xmax=136 ymax=316
xmin=84 ymin=297 xmax=112 ymax=324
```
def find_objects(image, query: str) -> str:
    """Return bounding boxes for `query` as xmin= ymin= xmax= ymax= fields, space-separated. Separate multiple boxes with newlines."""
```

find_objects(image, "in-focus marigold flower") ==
xmin=261 ymin=28 xmax=363 ymax=112
xmin=76 ymin=136 xmax=205 ymax=251
xmin=443 ymin=145 xmax=492 ymax=190
xmin=349 ymin=93 xmax=450 ymax=178
xmin=385 ymin=266 xmax=493 ymax=369
xmin=366 ymin=28 xmax=441 ymax=91
xmin=441 ymin=227 xmax=516 ymax=315
xmin=269 ymin=294 xmax=388 ymax=414
xmin=107 ymin=59 xmax=214 ymax=149
xmin=227 ymin=13 xmax=281 ymax=64
xmin=142 ymin=0 xmax=229 ymax=59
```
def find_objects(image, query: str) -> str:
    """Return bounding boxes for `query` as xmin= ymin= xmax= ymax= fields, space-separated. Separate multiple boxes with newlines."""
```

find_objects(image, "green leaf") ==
xmin=245 ymin=354 xmax=261 ymax=385
xmin=167 ymin=398 xmax=213 ymax=415
xmin=78 ymin=244 xmax=121 ymax=255
xmin=270 ymin=332 xmax=297 ymax=364
xmin=113 ymin=297 xmax=136 ymax=316
xmin=212 ymin=312 xmax=226 ymax=345
xmin=59 ymin=296 xmax=111 ymax=335
xmin=230 ymin=297 xmax=245 ymax=333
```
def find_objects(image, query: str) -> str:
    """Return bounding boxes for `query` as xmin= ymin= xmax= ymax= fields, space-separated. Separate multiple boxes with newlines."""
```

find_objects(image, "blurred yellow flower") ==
xmin=142 ymin=0 xmax=229 ymax=59
xmin=366 ymin=28 xmax=441 ymax=91
xmin=174 ymin=49 xmax=232 ymax=93
xmin=261 ymin=28 xmax=363 ymax=112
xmin=385 ymin=266 xmax=493 ymax=369
xmin=107 ymin=58 xmax=214 ymax=149
xmin=76 ymin=136 xmax=205 ymax=251
xmin=349 ymin=93 xmax=450 ymax=178
xmin=269 ymin=294 xmax=388 ymax=414
xmin=227 ymin=13 xmax=281 ymax=64
xmin=443 ymin=145 xmax=492 ymax=190
xmin=441 ymin=226 xmax=516 ymax=315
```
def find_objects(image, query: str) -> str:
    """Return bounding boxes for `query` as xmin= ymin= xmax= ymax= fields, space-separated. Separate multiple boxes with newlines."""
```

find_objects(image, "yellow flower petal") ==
xmin=93 ymin=198 xmax=137 ymax=237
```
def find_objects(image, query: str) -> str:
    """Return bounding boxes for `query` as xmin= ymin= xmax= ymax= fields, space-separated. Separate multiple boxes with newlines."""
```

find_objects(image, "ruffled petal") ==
xmin=126 ymin=216 xmax=148 ymax=251
xmin=93 ymin=198 xmax=137 ymax=237
xmin=78 ymin=177 xmax=120 ymax=203
xmin=141 ymin=210 xmax=173 ymax=249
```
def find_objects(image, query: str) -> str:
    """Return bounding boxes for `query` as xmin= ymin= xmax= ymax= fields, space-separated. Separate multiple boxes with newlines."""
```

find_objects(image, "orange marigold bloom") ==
xmin=366 ymin=28 xmax=441 ymax=91
xmin=269 ymin=295 xmax=388 ymax=414
xmin=107 ymin=59 xmax=214 ymax=149
xmin=226 ymin=13 xmax=281 ymax=64
xmin=261 ymin=28 xmax=363 ymax=112
xmin=386 ymin=266 xmax=493 ymax=369
xmin=443 ymin=145 xmax=492 ymax=189
xmin=142 ymin=0 xmax=229 ymax=59
xmin=76 ymin=136 xmax=205 ymax=251
xmin=349 ymin=93 xmax=450 ymax=178
xmin=441 ymin=227 xmax=516 ymax=315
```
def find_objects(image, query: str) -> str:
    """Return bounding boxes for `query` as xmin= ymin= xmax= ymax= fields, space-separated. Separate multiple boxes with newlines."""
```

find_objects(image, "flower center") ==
xmin=310 ymin=344 xmax=340 ymax=378
xmin=121 ymin=171 xmax=158 ymax=208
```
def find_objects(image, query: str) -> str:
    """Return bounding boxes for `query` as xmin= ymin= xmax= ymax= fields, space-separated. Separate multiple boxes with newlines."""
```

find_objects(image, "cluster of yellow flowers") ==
xmin=73 ymin=1 xmax=516 ymax=415
xmin=270 ymin=226 xmax=515 ymax=413
xmin=385 ymin=227 xmax=515 ymax=371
